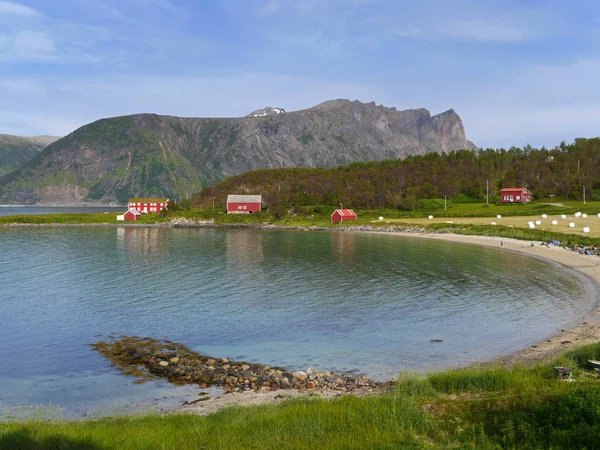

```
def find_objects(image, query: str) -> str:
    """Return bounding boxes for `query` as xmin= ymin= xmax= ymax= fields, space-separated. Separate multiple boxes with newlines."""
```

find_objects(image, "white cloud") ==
xmin=0 ymin=30 xmax=55 ymax=62
xmin=0 ymin=1 xmax=39 ymax=16
xmin=14 ymin=30 xmax=54 ymax=55
xmin=256 ymin=0 xmax=281 ymax=17
xmin=439 ymin=20 xmax=529 ymax=43
xmin=393 ymin=27 xmax=423 ymax=39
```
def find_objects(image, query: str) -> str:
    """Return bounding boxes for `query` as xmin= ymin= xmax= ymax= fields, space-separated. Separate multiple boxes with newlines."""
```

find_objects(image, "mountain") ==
xmin=0 ymin=134 xmax=60 ymax=176
xmin=0 ymin=99 xmax=477 ymax=205
xmin=246 ymin=106 xmax=286 ymax=117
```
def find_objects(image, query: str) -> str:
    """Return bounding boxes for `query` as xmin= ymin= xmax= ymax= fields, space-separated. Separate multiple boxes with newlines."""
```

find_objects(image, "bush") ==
xmin=418 ymin=198 xmax=451 ymax=210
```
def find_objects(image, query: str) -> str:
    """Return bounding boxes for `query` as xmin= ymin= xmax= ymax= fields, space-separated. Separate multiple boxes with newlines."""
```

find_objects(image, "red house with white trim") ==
xmin=500 ymin=188 xmax=531 ymax=203
xmin=227 ymin=194 xmax=262 ymax=214
xmin=128 ymin=198 xmax=170 ymax=213
xmin=331 ymin=209 xmax=357 ymax=223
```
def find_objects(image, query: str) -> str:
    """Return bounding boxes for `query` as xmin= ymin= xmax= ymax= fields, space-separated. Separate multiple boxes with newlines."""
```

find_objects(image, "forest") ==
xmin=191 ymin=137 xmax=600 ymax=211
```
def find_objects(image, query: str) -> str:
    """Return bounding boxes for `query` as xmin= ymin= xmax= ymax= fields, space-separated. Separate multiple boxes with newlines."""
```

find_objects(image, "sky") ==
xmin=1 ymin=0 xmax=599 ymax=149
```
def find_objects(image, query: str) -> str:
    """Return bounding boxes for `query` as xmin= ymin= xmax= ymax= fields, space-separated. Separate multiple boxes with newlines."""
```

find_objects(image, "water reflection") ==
xmin=116 ymin=227 xmax=164 ymax=259
xmin=331 ymin=231 xmax=356 ymax=266
xmin=226 ymin=229 xmax=263 ymax=270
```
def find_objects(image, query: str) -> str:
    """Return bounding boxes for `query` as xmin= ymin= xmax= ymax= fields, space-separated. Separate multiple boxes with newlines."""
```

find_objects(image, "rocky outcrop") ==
xmin=0 ymin=100 xmax=476 ymax=204
xmin=90 ymin=336 xmax=394 ymax=398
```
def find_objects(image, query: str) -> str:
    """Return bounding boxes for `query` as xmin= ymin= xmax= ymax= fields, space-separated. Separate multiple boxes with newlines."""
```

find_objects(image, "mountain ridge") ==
xmin=0 ymin=134 xmax=60 ymax=176
xmin=0 ymin=100 xmax=476 ymax=204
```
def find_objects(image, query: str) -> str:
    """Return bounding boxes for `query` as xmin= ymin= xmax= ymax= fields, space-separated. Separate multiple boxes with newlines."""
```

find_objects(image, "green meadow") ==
xmin=2 ymin=343 xmax=600 ymax=449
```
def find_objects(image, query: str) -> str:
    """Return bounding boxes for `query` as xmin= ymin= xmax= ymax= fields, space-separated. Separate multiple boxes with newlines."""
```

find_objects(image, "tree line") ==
xmin=191 ymin=138 xmax=600 ymax=210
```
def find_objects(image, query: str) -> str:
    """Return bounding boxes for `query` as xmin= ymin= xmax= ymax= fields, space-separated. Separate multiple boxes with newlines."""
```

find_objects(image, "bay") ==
xmin=0 ymin=227 xmax=596 ymax=417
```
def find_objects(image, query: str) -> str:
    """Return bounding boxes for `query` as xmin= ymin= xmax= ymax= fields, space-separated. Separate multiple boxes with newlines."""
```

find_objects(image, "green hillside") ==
xmin=192 ymin=137 xmax=600 ymax=210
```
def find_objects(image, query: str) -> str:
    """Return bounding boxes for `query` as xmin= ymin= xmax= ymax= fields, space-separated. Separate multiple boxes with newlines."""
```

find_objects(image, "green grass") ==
xmin=4 ymin=201 xmax=600 ymax=250
xmin=3 ymin=344 xmax=600 ymax=449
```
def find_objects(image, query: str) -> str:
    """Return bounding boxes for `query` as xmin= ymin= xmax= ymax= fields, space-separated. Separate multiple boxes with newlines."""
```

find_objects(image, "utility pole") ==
xmin=212 ymin=196 xmax=216 ymax=209
xmin=486 ymin=180 xmax=489 ymax=205
xmin=444 ymin=195 xmax=447 ymax=213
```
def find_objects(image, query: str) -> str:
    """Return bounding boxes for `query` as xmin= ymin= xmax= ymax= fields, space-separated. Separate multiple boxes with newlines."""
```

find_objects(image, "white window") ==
xmin=516 ymin=196 xmax=521 ymax=200
xmin=238 ymin=206 xmax=242 ymax=209
xmin=160 ymin=203 xmax=164 ymax=206
xmin=243 ymin=205 xmax=247 ymax=209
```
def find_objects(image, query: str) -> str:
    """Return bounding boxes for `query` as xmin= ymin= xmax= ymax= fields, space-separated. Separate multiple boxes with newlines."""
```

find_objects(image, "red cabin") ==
xmin=128 ymin=197 xmax=169 ymax=214
xmin=500 ymin=188 xmax=531 ymax=203
xmin=227 ymin=194 xmax=262 ymax=214
xmin=331 ymin=209 xmax=357 ymax=223
xmin=121 ymin=209 xmax=141 ymax=221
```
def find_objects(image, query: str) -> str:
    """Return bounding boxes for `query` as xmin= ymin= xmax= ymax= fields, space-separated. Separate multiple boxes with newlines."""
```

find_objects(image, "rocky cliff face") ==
xmin=0 ymin=134 xmax=60 ymax=176
xmin=0 ymin=100 xmax=476 ymax=204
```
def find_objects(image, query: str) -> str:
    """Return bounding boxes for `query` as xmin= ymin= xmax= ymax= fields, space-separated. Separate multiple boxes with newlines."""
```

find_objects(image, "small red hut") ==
xmin=121 ymin=209 xmax=141 ymax=221
xmin=500 ymin=188 xmax=531 ymax=203
xmin=331 ymin=209 xmax=357 ymax=223
xmin=227 ymin=195 xmax=262 ymax=214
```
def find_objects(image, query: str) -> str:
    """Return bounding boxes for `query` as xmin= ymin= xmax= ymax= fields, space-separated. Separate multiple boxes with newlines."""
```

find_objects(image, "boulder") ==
xmin=292 ymin=371 xmax=307 ymax=381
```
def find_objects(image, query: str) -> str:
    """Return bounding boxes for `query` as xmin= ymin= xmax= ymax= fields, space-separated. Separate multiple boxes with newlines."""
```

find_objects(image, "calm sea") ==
xmin=1 ymin=227 xmax=597 ymax=417
xmin=0 ymin=206 xmax=124 ymax=216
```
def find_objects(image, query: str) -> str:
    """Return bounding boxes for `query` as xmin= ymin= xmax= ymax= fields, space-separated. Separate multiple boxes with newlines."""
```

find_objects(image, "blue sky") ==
xmin=1 ymin=0 xmax=599 ymax=148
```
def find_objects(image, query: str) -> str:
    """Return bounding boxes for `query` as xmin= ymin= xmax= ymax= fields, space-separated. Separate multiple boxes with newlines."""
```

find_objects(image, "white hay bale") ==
xmin=379 ymin=216 xmax=383 ymax=220
xmin=446 ymin=221 xmax=453 ymax=224
xmin=583 ymin=214 xmax=588 ymax=218
xmin=535 ymin=220 xmax=542 ymax=225
xmin=491 ymin=222 xmax=496 ymax=225
xmin=528 ymin=222 xmax=535 ymax=229
xmin=561 ymin=215 xmax=567 ymax=219
xmin=575 ymin=212 xmax=582 ymax=217
xmin=569 ymin=222 xmax=575 ymax=228
xmin=584 ymin=227 xmax=590 ymax=233
xmin=597 ymin=213 xmax=600 ymax=218
xmin=552 ymin=220 xmax=558 ymax=225
xmin=542 ymin=214 xmax=548 ymax=219
xmin=508 ymin=225 xmax=514 ymax=228
xmin=497 ymin=215 xmax=502 ymax=219
xmin=428 ymin=215 xmax=433 ymax=220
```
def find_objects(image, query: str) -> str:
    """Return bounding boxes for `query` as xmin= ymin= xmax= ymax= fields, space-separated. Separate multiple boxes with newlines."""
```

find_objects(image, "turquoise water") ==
xmin=0 ymin=227 xmax=596 ymax=417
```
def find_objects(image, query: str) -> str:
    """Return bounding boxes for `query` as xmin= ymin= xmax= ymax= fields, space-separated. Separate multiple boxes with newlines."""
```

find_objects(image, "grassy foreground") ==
xmin=2 ymin=343 xmax=600 ymax=449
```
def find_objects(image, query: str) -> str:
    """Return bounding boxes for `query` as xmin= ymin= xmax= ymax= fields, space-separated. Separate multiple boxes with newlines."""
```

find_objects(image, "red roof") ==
xmin=501 ymin=187 xmax=528 ymax=192
xmin=334 ymin=209 xmax=357 ymax=218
